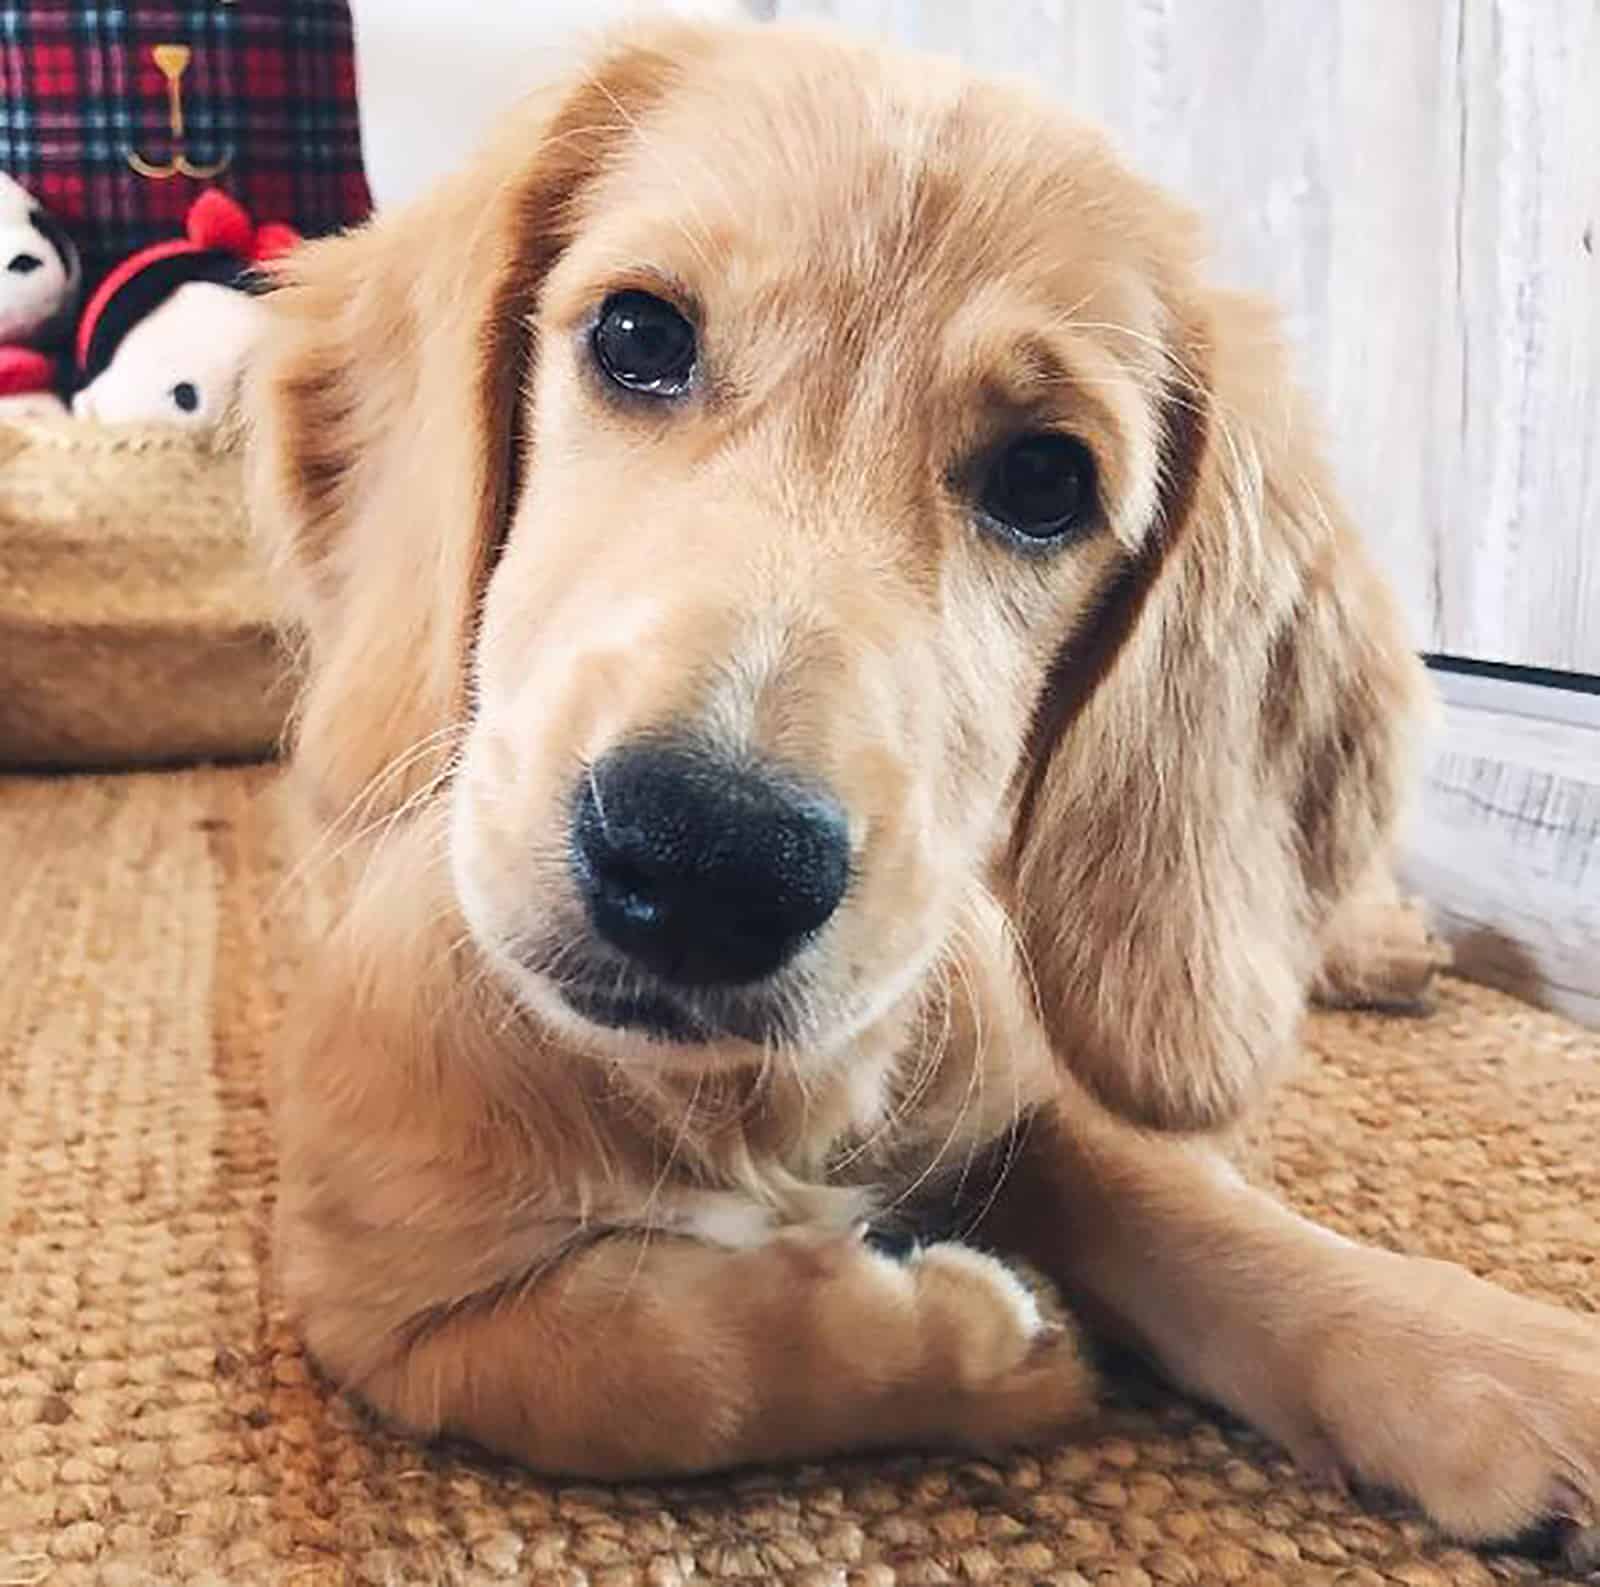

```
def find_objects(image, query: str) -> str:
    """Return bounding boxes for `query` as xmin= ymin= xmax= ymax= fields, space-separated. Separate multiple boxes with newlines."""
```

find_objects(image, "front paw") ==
xmin=1300 ymin=1258 xmax=1600 ymax=1570
xmin=899 ymin=1239 xmax=1096 ymax=1451
xmin=1313 ymin=894 xmax=1453 ymax=1013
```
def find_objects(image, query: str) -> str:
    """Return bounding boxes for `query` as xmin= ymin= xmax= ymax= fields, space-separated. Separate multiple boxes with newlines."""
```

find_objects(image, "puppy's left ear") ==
xmin=244 ymin=22 xmax=722 ymax=821
xmin=1007 ymin=286 xmax=1432 ymax=1133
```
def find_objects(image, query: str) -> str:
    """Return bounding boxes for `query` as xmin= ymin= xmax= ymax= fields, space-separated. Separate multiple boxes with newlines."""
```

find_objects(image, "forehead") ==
xmin=559 ymin=32 xmax=1178 ymax=357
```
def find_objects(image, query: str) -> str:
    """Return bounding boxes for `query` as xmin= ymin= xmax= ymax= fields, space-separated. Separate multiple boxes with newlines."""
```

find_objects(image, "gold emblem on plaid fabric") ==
xmin=127 ymin=44 xmax=233 ymax=181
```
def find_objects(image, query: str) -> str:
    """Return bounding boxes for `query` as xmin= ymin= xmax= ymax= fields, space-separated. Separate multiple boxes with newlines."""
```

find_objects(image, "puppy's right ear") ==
xmin=246 ymin=22 xmax=722 ymax=820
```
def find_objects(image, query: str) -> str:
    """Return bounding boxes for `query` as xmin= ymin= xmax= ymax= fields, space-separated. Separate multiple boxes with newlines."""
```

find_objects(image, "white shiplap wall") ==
xmin=771 ymin=0 xmax=1600 ymax=676
xmin=767 ymin=0 xmax=1600 ymax=1025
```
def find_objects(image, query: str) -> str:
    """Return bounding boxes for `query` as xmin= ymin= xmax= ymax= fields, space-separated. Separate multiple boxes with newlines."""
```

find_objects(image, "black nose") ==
xmin=7 ymin=252 xmax=43 ymax=275
xmin=571 ymin=743 xmax=850 ymax=987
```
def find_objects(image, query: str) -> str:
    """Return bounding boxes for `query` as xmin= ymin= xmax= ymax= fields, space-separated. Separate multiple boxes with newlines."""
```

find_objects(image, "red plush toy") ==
xmin=0 ymin=344 xmax=55 ymax=408
xmin=71 ymin=189 xmax=298 ymax=429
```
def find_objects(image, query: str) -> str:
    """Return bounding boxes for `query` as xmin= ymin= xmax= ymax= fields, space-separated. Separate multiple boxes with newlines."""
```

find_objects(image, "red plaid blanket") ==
xmin=1 ymin=2 xmax=372 ymax=292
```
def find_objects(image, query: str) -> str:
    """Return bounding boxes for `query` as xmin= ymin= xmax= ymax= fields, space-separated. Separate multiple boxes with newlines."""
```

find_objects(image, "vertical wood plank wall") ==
xmin=767 ymin=0 xmax=1600 ymax=1024
xmin=773 ymin=0 xmax=1600 ymax=676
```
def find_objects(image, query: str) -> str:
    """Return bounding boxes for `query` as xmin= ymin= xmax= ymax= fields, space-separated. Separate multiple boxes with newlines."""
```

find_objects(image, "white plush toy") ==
xmin=0 ymin=173 xmax=81 ymax=417
xmin=73 ymin=275 xmax=269 ymax=429
xmin=72 ymin=189 xmax=297 ymax=429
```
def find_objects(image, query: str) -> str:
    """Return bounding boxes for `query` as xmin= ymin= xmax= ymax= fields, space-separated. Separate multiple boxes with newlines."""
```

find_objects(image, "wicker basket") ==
xmin=0 ymin=416 xmax=288 ymax=769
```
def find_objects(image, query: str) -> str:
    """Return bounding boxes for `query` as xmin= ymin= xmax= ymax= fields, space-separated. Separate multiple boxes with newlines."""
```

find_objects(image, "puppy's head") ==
xmin=250 ymin=21 xmax=1427 ymax=1130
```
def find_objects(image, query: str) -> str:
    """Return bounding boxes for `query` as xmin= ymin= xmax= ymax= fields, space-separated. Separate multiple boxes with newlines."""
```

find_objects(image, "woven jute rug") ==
xmin=2 ymin=764 xmax=1596 ymax=1587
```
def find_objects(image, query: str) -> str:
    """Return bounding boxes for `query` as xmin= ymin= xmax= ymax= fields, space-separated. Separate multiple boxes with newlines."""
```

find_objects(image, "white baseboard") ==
xmin=1401 ymin=671 xmax=1600 ymax=1029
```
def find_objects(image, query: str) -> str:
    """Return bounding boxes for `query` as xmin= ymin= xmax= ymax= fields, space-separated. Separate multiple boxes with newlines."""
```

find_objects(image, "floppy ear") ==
xmin=1009 ymin=286 xmax=1432 ymax=1133
xmin=245 ymin=23 xmax=718 ymax=820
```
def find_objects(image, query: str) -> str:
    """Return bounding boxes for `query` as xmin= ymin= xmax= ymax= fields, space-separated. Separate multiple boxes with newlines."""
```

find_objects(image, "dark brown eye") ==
xmin=591 ymin=290 xmax=697 ymax=396
xmin=978 ymin=432 xmax=1097 ymax=542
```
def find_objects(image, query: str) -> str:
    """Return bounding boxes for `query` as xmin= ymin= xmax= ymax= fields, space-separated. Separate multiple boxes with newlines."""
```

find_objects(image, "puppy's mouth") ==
xmin=550 ymin=968 xmax=795 ymax=1048
xmin=557 ymin=980 xmax=714 ymax=1044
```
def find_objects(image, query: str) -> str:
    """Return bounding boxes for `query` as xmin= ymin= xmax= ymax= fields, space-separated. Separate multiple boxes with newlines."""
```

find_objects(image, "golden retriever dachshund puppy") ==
xmin=246 ymin=18 xmax=1598 ymax=1567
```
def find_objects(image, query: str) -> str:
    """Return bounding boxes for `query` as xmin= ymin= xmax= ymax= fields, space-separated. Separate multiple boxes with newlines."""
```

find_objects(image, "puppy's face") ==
xmin=255 ymin=22 xmax=1419 ymax=1131
xmin=450 ymin=46 xmax=1185 ymax=1067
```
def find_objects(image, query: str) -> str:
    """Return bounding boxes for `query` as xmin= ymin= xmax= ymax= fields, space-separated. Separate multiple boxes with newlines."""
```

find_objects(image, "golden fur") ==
xmin=247 ymin=19 xmax=1598 ymax=1562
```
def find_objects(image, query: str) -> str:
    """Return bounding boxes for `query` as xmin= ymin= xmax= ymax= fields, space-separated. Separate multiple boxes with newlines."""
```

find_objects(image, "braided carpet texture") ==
xmin=2 ymin=763 xmax=1596 ymax=1587
xmin=0 ymin=419 xmax=287 ymax=771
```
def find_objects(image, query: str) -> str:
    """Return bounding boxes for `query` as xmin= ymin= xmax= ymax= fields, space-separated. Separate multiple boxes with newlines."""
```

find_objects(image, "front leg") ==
xmin=298 ymin=1223 xmax=1093 ymax=1479
xmin=980 ymin=1104 xmax=1600 ymax=1569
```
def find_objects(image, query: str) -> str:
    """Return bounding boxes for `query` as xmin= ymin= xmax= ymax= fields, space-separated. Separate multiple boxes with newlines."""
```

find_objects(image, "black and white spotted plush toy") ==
xmin=0 ymin=173 xmax=81 ymax=417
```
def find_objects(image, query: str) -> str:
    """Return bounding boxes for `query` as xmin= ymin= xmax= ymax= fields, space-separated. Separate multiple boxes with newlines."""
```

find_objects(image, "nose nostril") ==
xmin=596 ymin=856 xmax=651 ymax=895
xmin=591 ymin=855 xmax=663 ymax=925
